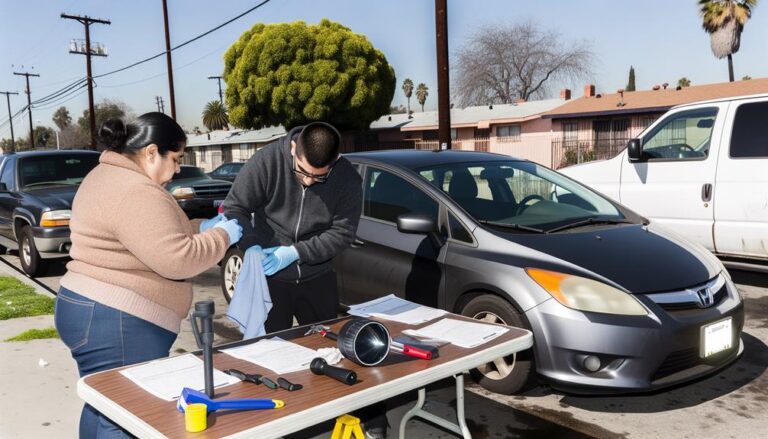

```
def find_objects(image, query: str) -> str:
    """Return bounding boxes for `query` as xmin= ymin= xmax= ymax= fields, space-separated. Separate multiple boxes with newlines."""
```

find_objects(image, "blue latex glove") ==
xmin=214 ymin=218 xmax=243 ymax=245
xmin=262 ymin=245 xmax=299 ymax=276
xmin=200 ymin=213 xmax=226 ymax=232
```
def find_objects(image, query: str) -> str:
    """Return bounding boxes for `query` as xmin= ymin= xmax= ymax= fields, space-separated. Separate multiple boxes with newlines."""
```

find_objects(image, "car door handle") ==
xmin=701 ymin=183 xmax=712 ymax=202
xmin=350 ymin=238 xmax=365 ymax=248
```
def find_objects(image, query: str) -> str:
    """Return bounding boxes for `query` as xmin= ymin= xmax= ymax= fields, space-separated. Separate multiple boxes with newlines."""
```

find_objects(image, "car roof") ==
xmin=1 ymin=149 xmax=100 ymax=159
xmin=345 ymin=149 xmax=526 ymax=170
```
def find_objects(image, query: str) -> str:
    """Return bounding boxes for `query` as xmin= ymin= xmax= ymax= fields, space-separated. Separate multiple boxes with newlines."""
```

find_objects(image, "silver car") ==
xmin=221 ymin=149 xmax=744 ymax=395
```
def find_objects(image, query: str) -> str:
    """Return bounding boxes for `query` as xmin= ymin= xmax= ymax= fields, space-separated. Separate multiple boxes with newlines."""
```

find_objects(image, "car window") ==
xmin=417 ymin=161 xmax=622 ymax=230
xmin=448 ymin=213 xmax=473 ymax=243
xmin=364 ymin=168 xmax=438 ymax=224
xmin=19 ymin=154 xmax=99 ymax=189
xmin=642 ymin=107 xmax=718 ymax=161
xmin=730 ymin=101 xmax=768 ymax=158
xmin=0 ymin=158 xmax=15 ymax=189
xmin=174 ymin=166 xmax=208 ymax=180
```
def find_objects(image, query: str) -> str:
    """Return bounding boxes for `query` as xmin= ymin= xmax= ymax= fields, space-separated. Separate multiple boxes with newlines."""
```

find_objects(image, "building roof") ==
xmin=369 ymin=98 xmax=565 ymax=131
xmin=186 ymin=125 xmax=286 ymax=148
xmin=543 ymin=78 xmax=768 ymax=119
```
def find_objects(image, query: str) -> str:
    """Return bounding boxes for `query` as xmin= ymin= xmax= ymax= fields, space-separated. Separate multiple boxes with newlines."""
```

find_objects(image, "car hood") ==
xmin=24 ymin=186 xmax=77 ymax=209
xmin=167 ymin=178 xmax=231 ymax=189
xmin=495 ymin=223 xmax=717 ymax=294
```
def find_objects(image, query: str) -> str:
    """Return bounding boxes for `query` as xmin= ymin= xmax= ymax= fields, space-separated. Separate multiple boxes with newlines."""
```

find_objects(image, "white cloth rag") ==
xmin=225 ymin=249 xmax=272 ymax=339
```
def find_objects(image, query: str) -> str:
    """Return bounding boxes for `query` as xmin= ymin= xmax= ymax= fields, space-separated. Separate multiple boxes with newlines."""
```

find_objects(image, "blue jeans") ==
xmin=54 ymin=287 xmax=177 ymax=439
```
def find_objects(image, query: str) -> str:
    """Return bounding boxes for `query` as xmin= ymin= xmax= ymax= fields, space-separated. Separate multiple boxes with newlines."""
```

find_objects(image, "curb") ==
xmin=0 ymin=258 xmax=57 ymax=299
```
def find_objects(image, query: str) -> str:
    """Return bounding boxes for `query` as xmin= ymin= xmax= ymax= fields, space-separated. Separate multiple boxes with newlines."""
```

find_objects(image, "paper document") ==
xmin=403 ymin=318 xmax=509 ymax=348
xmin=347 ymin=294 xmax=447 ymax=324
xmin=220 ymin=337 xmax=319 ymax=374
xmin=120 ymin=354 xmax=239 ymax=401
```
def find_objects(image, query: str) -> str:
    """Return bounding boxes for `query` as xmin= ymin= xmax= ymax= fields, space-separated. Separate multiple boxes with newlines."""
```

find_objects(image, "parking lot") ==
xmin=3 ymin=253 xmax=766 ymax=438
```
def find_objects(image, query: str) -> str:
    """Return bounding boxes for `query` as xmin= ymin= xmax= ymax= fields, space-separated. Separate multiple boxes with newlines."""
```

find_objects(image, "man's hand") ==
xmin=246 ymin=245 xmax=266 ymax=262
xmin=262 ymin=246 xmax=299 ymax=276
xmin=200 ymin=213 xmax=226 ymax=232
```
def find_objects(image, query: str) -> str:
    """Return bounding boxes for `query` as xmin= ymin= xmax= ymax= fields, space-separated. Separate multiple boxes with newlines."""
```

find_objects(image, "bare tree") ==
xmin=453 ymin=21 xmax=594 ymax=106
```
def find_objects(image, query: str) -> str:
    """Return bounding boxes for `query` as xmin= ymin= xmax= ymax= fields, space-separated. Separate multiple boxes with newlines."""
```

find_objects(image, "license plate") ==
xmin=701 ymin=317 xmax=732 ymax=358
xmin=213 ymin=199 xmax=224 ymax=208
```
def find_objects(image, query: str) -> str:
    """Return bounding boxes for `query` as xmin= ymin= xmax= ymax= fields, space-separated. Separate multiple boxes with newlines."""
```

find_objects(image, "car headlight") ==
xmin=40 ymin=210 xmax=71 ymax=227
xmin=171 ymin=187 xmax=195 ymax=200
xmin=526 ymin=268 xmax=648 ymax=316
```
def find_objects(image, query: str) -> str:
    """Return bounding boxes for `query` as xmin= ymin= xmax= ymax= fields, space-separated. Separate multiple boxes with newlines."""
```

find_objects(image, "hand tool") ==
xmin=189 ymin=301 xmax=215 ymax=398
xmin=223 ymin=368 xmax=279 ymax=389
xmin=277 ymin=377 xmax=303 ymax=391
xmin=177 ymin=387 xmax=284 ymax=413
xmin=310 ymin=357 xmax=357 ymax=385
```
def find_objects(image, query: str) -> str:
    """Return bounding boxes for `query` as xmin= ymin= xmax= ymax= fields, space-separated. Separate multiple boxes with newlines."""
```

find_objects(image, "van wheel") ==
xmin=220 ymin=247 xmax=244 ymax=303
xmin=19 ymin=226 xmax=44 ymax=277
xmin=461 ymin=294 xmax=535 ymax=395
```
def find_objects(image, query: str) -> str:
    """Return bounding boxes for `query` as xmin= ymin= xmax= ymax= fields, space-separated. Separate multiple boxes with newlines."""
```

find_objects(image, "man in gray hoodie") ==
xmin=224 ymin=121 xmax=363 ymax=332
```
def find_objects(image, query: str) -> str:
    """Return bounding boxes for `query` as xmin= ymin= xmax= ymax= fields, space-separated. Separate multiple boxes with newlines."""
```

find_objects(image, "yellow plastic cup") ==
xmin=185 ymin=403 xmax=208 ymax=433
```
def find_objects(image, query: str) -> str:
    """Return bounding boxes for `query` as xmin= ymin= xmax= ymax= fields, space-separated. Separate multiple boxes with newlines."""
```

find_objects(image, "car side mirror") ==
xmin=627 ymin=138 xmax=643 ymax=162
xmin=397 ymin=213 xmax=443 ymax=248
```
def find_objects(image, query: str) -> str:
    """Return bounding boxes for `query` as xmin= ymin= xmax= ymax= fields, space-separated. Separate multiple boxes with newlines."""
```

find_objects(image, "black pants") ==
xmin=264 ymin=270 xmax=339 ymax=333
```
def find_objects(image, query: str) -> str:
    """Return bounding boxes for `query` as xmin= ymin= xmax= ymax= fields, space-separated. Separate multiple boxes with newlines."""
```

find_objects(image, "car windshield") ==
xmin=19 ymin=154 xmax=100 ymax=189
xmin=417 ymin=161 xmax=625 ymax=231
xmin=174 ymin=166 xmax=208 ymax=180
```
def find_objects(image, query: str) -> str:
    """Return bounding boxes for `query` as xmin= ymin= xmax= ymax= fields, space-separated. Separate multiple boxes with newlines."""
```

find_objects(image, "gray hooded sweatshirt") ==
xmin=223 ymin=126 xmax=363 ymax=282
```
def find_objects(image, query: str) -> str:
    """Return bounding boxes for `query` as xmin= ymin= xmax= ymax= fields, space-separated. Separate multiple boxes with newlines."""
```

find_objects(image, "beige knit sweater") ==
xmin=60 ymin=151 xmax=230 ymax=333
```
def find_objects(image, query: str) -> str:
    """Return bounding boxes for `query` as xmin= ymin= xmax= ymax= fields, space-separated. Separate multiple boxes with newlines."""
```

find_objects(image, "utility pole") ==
xmin=208 ymin=76 xmax=224 ymax=105
xmin=155 ymin=96 xmax=162 ymax=112
xmin=62 ymin=13 xmax=110 ymax=150
xmin=155 ymin=96 xmax=166 ymax=113
xmin=13 ymin=72 xmax=39 ymax=150
xmin=0 ymin=91 xmax=19 ymax=152
xmin=161 ymin=0 xmax=177 ymax=120
xmin=434 ymin=0 xmax=451 ymax=150
xmin=160 ymin=97 xmax=166 ymax=114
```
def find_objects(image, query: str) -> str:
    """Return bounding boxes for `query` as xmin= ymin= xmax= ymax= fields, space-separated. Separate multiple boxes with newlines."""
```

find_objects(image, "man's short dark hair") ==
xmin=296 ymin=122 xmax=340 ymax=168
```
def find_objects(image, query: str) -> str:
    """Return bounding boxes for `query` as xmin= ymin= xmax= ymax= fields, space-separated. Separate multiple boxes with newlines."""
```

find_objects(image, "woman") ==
xmin=54 ymin=112 xmax=242 ymax=438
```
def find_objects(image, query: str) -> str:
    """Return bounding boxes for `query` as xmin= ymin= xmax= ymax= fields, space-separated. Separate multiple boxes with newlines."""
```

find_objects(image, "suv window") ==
xmin=174 ymin=166 xmax=208 ymax=180
xmin=642 ymin=107 xmax=718 ymax=161
xmin=19 ymin=154 xmax=99 ymax=189
xmin=0 ymin=158 xmax=15 ymax=189
xmin=730 ymin=101 xmax=768 ymax=158
xmin=364 ymin=168 xmax=438 ymax=224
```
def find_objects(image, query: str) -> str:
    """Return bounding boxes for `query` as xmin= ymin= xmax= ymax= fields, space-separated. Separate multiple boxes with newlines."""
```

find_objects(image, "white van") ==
xmin=560 ymin=93 xmax=768 ymax=272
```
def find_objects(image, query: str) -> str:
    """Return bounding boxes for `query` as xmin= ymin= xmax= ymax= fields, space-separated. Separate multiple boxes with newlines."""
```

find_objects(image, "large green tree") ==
xmin=78 ymin=99 xmax=129 ymax=136
xmin=202 ymin=101 xmax=229 ymax=131
xmin=699 ymin=0 xmax=757 ymax=82
xmin=223 ymin=19 xmax=396 ymax=130
xmin=52 ymin=106 xmax=72 ymax=131
xmin=34 ymin=126 xmax=56 ymax=148
xmin=677 ymin=77 xmax=692 ymax=88
xmin=626 ymin=66 xmax=636 ymax=92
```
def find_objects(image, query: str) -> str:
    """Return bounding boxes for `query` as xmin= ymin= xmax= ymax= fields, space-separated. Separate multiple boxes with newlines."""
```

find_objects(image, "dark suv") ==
xmin=207 ymin=162 xmax=245 ymax=182
xmin=0 ymin=150 xmax=101 ymax=276
xmin=167 ymin=165 xmax=232 ymax=218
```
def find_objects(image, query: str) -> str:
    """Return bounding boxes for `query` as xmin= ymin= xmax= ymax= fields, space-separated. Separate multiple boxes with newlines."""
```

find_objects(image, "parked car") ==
xmin=168 ymin=165 xmax=232 ymax=218
xmin=0 ymin=150 xmax=100 ymax=276
xmin=220 ymin=150 xmax=744 ymax=395
xmin=207 ymin=162 xmax=245 ymax=182
xmin=560 ymin=94 xmax=768 ymax=273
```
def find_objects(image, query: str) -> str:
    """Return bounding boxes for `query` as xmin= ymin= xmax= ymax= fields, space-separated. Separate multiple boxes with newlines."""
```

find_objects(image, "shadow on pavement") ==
xmin=729 ymin=269 xmax=768 ymax=288
xmin=553 ymin=332 xmax=768 ymax=414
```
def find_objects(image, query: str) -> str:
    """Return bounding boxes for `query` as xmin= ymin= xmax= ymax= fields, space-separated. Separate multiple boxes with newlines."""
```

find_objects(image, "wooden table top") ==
xmin=80 ymin=314 xmax=532 ymax=438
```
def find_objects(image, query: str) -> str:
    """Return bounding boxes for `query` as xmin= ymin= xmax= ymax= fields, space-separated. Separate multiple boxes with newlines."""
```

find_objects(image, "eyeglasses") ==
xmin=292 ymin=155 xmax=339 ymax=183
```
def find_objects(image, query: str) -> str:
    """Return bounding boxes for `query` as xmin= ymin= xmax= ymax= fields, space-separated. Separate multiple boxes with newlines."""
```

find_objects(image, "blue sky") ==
xmin=1 ymin=0 xmax=766 ymax=138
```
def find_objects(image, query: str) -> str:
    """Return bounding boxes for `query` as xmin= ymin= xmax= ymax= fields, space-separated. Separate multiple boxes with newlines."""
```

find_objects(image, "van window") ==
xmin=730 ymin=101 xmax=768 ymax=158
xmin=642 ymin=107 xmax=718 ymax=161
xmin=364 ymin=168 xmax=438 ymax=224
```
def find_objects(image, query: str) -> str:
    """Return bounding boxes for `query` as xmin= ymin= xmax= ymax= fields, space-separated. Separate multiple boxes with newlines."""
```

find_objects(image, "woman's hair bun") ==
xmin=98 ymin=118 xmax=128 ymax=152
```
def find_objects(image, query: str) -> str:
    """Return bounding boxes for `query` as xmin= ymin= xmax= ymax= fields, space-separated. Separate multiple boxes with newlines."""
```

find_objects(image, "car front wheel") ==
xmin=220 ymin=247 xmax=244 ymax=303
xmin=19 ymin=226 xmax=44 ymax=277
xmin=461 ymin=294 xmax=535 ymax=395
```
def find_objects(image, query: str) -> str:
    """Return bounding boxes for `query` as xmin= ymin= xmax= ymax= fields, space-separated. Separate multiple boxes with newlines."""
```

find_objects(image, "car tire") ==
xmin=19 ymin=226 xmax=44 ymax=277
xmin=220 ymin=247 xmax=244 ymax=303
xmin=461 ymin=294 xmax=535 ymax=395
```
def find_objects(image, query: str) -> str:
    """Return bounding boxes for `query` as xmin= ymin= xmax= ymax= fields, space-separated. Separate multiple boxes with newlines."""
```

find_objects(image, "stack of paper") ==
xmin=347 ymin=294 xmax=447 ymax=325
xmin=120 ymin=354 xmax=239 ymax=401
xmin=403 ymin=318 xmax=508 ymax=348
xmin=220 ymin=337 xmax=319 ymax=374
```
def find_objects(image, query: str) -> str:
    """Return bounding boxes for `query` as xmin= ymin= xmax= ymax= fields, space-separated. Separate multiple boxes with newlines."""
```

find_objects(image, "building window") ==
xmin=562 ymin=122 xmax=578 ymax=147
xmin=199 ymin=146 xmax=207 ymax=163
xmin=450 ymin=128 xmax=458 ymax=140
xmin=496 ymin=124 xmax=521 ymax=142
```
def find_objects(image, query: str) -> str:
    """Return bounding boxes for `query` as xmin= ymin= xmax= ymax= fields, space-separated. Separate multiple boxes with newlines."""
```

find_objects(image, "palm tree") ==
xmin=677 ymin=77 xmax=692 ymax=88
xmin=202 ymin=101 xmax=229 ymax=131
xmin=416 ymin=83 xmax=429 ymax=112
xmin=402 ymin=78 xmax=414 ymax=118
xmin=699 ymin=0 xmax=757 ymax=82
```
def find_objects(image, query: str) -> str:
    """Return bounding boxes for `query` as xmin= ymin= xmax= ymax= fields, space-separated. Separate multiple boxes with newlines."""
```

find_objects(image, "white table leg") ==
xmin=398 ymin=372 xmax=472 ymax=439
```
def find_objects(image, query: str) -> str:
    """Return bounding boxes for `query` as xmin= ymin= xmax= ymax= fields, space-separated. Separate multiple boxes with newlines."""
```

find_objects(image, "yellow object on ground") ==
xmin=184 ymin=403 xmax=208 ymax=433
xmin=331 ymin=414 xmax=364 ymax=439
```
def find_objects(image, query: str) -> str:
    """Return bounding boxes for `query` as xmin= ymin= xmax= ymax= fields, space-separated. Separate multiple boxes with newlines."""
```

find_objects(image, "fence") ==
xmin=550 ymin=138 xmax=627 ymax=169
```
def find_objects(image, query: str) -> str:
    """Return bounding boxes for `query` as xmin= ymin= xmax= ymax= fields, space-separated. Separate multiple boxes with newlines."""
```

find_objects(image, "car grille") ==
xmin=192 ymin=184 xmax=230 ymax=199
xmin=651 ymin=345 xmax=736 ymax=382
xmin=645 ymin=274 xmax=728 ymax=312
